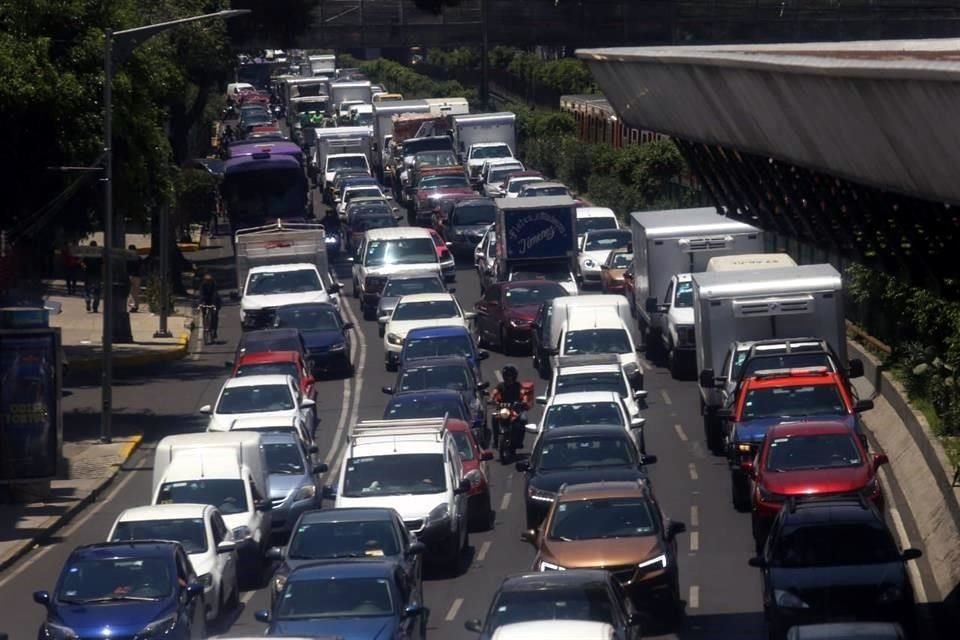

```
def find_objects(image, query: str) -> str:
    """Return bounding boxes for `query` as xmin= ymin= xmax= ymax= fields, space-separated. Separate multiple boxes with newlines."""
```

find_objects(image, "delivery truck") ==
xmin=494 ymin=196 xmax=577 ymax=288
xmin=372 ymin=100 xmax=430 ymax=180
xmin=450 ymin=112 xmax=517 ymax=179
xmin=329 ymin=80 xmax=372 ymax=115
xmin=233 ymin=220 xmax=337 ymax=301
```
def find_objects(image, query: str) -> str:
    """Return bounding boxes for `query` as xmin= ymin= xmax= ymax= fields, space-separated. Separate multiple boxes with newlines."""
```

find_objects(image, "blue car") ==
xmin=274 ymin=302 xmax=354 ymax=376
xmin=399 ymin=325 xmax=489 ymax=381
xmin=383 ymin=389 xmax=474 ymax=423
xmin=255 ymin=560 xmax=428 ymax=639
xmin=382 ymin=355 xmax=490 ymax=446
xmin=34 ymin=541 xmax=206 ymax=640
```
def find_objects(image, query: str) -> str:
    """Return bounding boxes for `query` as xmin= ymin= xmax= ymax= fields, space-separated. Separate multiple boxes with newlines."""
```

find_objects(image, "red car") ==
xmin=230 ymin=350 xmax=316 ymax=401
xmin=447 ymin=418 xmax=495 ymax=531
xmin=742 ymin=421 xmax=888 ymax=548
xmin=414 ymin=171 xmax=475 ymax=226
xmin=473 ymin=280 xmax=569 ymax=355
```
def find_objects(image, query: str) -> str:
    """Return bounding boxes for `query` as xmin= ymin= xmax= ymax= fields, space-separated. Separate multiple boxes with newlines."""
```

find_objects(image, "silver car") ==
xmin=376 ymin=272 xmax=450 ymax=337
xmin=475 ymin=225 xmax=497 ymax=293
xmin=261 ymin=431 xmax=327 ymax=543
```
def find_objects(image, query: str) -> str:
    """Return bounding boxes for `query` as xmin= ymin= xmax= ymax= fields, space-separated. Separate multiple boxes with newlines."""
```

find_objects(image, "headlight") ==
xmin=198 ymin=573 xmax=213 ymax=587
xmin=136 ymin=614 xmax=177 ymax=639
xmin=583 ymin=259 xmax=596 ymax=268
xmin=273 ymin=573 xmax=287 ymax=594
xmin=879 ymin=584 xmax=903 ymax=604
xmin=527 ymin=487 xmax=555 ymax=503
xmin=774 ymin=589 xmax=810 ymax=609
xmin=294 ymin=484 xmax=317 ymax=501
xmin=232 ymin=525 xmax=252 ymax=540
xmin=737 ymin=443 xmax=754 ymax=454
xmin=498 ymin=407 xmax=512 ymax=420
xmin=426 ymin=502 xmax=450 ymax=526
xmin=636 ymin=553 xmax=668 ymax=571
xmin=509 ymin=319 xmax=528 ymax=328
xmin=330 ymin=342 xmax=346 ymax=352
xmin=757 ymin=485 xmax=785 ymax=503
xmin=42 ymin=623 xmax=78 ymax=640
xmin=387 ymin=332 xmax=403 ymax=346
xmin=538 ymin=560 xmax=566 ymax=571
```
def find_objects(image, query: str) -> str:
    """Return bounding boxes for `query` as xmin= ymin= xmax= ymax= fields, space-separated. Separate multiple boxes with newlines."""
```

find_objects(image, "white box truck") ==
xmin=450 ymin=112 xmax=517 ymax=179
xmin=630 ymin=208 xmax=762 ymax=363
xmin=372 ymin=100 xmax=430 ymax=179
xmin=692 ymin=263 xmax=847 ymax=447
xmin=329 ymin=80 xmax=372 ymax=114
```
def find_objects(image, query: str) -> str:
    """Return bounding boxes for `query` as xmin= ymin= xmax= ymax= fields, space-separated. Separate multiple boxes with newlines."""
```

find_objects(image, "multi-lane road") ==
xmin=0 ymin=240 xmax=943 ymax=640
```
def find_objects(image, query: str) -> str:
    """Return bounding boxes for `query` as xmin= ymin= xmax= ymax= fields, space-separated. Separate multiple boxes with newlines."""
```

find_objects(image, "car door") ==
xmin=475 ymin=284 xmax=500 ymax=342
xmin=474 ymin=232 xmax=487 ymax=272
xmin=393 ymin=565 xmax=419 ymax=638
xmin=175 ymin=549 xmax=201 ymax=633
xmin=394 ymin=514 xmax=420 ymax=594
xmin=212 ymin=512 xmax=237 ymax=595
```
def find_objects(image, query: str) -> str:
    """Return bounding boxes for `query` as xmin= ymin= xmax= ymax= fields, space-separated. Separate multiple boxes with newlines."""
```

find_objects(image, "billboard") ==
xmin=0 ymin=329 xmax=62 ymax=481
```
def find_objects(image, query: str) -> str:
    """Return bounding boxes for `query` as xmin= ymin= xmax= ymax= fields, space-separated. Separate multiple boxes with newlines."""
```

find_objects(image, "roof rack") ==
xmin=786 ymin=492 xmax=869 ymax=514
xmin=554 ymin=354 xmax=621 ymax=369
xmin=350 ymin=416 xmax=449 ymax=444
xmin=751 ymin=366 xmax=830 ymax=379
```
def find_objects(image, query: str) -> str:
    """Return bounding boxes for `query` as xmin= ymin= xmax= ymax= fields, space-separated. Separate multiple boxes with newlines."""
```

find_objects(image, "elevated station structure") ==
xmin=577 ymin=39 xmax=960 ymax=291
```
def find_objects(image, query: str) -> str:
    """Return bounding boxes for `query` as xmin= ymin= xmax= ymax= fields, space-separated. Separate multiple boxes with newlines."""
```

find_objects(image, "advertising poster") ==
xmin=0 ymin=330 xmax=60 ymax=481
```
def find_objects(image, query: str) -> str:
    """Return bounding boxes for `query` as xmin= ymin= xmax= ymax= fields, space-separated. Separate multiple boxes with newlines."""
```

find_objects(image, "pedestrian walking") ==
xmin=62 ymin=244 xmax=82 ymax=295
xmin=127 ymin=244 xmax=142 ymax=312
xmin=82 ymin=242 xmax=103 ymax=313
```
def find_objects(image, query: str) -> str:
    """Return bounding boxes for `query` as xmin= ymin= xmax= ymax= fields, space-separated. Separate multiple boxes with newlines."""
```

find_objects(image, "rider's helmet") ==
xmin=501 ymin=365 xmax=518 ymax=383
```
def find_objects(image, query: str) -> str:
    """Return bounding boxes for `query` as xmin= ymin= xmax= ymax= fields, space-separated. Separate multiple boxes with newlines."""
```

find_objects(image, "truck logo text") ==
xmin=508 ymin=212 xmax=570 ymax=257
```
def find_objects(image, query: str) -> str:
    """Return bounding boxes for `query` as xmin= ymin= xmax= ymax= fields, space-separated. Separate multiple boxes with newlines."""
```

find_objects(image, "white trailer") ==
xmin=329 ymin=80 xmax=372 ymax=113
xmin=233 ymin=221 xmax=336 ymax=297
xmin=372 ymin=100 xmax=430 ymax=177
xmin=424 ymin=97 xmax=469 ymax=116
xmin=309 ymin=126 xmax=373 ymax=185
xmin=309 ymin=54 xmax=336 ymax=76
xmin=450 ymin=112 xmax=517 ymax=178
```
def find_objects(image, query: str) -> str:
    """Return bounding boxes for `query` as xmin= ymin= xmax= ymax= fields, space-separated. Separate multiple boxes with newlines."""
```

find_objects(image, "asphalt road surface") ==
xmin=0 ymin=238 xmax=942 ymax=640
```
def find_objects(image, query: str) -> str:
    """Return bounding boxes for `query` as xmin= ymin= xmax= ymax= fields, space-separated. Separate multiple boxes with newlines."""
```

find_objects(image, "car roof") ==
xmin=766 ymin=420 xmax=858 ymax=438
xmin=405 ymin=325 xmax=470 ymax=338
xmin=248 ymin=262 xmax=317 ymax=273
xmin=117 ymin=503 xmax=211 ymax=522
xmin=584 ymin=228 xmax=631 ymax=239
xmin=782 ymin=496 xmax=882 ymax=525
xmin=548 ymin=391 xmax=622 ymax=404
xmin=287 ymin=559 xmax=397 ymax=580
xmin=390 ymin=389 xmax=464 ymax=402
xmin=396 ymin=292 xmax=456 ymax=304
xmin=744 ymin=368 xmax=842 ymax=389
xmin=385 ymin=271 xmax=443 ymax=282
xmin=557 ymin=480 xmax=650 ymax=501
xmin=237 ymin=350 xmax=301 ymax=365
xmin=241 ymin=327 xmax=302 ymax=341
xmin=223 ymin=374 xmax=294 ymax=388
xmin=260 ymin=431 xmax=301 ymax=445
xmin=524 ymin=181 xmax=568 ymax=190
xmin=576 ymin=207 xmax=617 ymax=218
xmin=556 ymin=363 xmax=621 ymax=375
xmin=542 ymin=424 xmax=631 ymax=439
xmin=400 ymin=355 xmax=472 ymax=370
xmin=365 ymin=227 xmax=432 ymax=240
xmin=275 ymin=302 xmax=339 ymax=313
xmin=564 ymin=308 xmax=627 ymax=330
xmin=71 ymin=540 xmax=179 ymax=560
xmin=298 ymin=507 xmax=400 ymax=524
xmin=500 ymin=569 xmax=612 ymax=590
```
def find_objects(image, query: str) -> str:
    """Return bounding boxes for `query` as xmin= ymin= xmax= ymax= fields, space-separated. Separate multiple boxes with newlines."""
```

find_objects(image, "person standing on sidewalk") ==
xmin=126 ymin=244 xmax=142 ymax=312
xmin=81 ymin=242 xmax=103 ymax=313
xmin=62 ymin=244 xmax=82 ymax=295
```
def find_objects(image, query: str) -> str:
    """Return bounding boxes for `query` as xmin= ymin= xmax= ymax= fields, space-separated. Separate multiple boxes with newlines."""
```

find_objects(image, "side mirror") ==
xmin=445 ymin=241 xmax=453 ymax=246
xmin=872 ymin=452 xmax=889 ymax=470
xmin=716 ymin=408 xmax=733 ymax=419
xmin=217 ymin=540 xmax=237 ymax=554
xmin=902 ymin=548 xmax=923 ymax=561
xmin=266 ymin=546 xmax=283 ymax=561
xmin=524 ymin=423 xmax=539 ymax=434
xmin=477 ymin=381 xmax=490 ymax=391
xmin=309 ymin=445 xmax=319 ymax=454
xmin=186 ymin=582 xmax=205 ymax=598
xmin=535 ymin=395 xmax=548 ymax=405
xmin=699 ymin=369 xmax=717 ymax=389
xmin=627 ymin=612 xmax=643 ymax=627
xmin=748 ymin=557 xmax=767 ymax=568
xmin=640 ymin=454 xmax=658 ymax=466
xmin=322 ymin=485 xmax=337 ymax=500
xmin=600 ymin=264 xmax=610 ymax=270
xmin=644 ymin=297 xmax=658 ymax=313
xmin=854 ymin=398 xmax=874 ymax=413
xmin=515 ymin=460 xmax=530 ymax=472
xmin=667 ymin=521 xmax=687 ymax=538
xmin=225 ymin=360 xmax=234 ymax=368
xmin=255 ymin=500 xmax=272 ymax=512
xmin=454 ymin=478 xmax=472 ymax=494
xmin=301 ymin=398 xmax=316 ymax=408
xmin=544 ymin=347 xmax=558 ymax=356
xmin=328 ymin=282 xmax=341 ymax=293
xmin=630 ymin=417 xmax=646 ymax=430
xmin=403 ymin=603 xmax=426 ymax=619
xmin=634 ymin=390 xmax=648 ymax=401
xmin=448 ymin=287 xmax=457 ymax=294
xmin=313 ymin=463 xmax=329 ymax=474
xmin=481 ymin=450 xmax=494 ymax=461
xmin=378 ymin=315 xmax=390 ymax=324
xmin=199 ymin=404 xmax=212 ymax=415
xmin=848 ymin=358 xmax=865 ymax=379
xmin=382 ymin=386 xmax=394 ymax=395
xmin=33 ymin=590 xmax=50 ymax=606
xmin=254 ymin=609 xmax=272 ymax=623
xmin=464 ymin=619 xmax=484 ymax=633
xmin=740 ymin=460 xmax=756 ymax=478
xmin=478 ymin=350 xmax=490 ymax=360
xmin=464 ymin=311 xmax=477 ymax=320
xmin=342 ymin=322 xmax=354 ymax=330
xmin=520 ymin=528 xmax=538 ymax=543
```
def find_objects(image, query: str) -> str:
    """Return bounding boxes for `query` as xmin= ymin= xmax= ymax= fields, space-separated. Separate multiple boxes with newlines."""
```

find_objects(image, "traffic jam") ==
xmin=32 ymin=51 xmax=922 ymax=640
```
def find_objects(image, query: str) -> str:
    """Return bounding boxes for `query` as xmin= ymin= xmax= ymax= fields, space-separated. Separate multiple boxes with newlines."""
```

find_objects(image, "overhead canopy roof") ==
xmin=578 ymin=38 xmax=960 ymax=204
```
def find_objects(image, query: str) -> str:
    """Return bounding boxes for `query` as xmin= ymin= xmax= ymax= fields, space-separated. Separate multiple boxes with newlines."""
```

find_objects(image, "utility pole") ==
xmin=480 ymin=0 xmax=490 ymax=109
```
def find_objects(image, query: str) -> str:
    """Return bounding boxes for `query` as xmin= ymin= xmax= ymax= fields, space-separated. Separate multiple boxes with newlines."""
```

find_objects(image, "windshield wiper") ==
xmin=78 ymin=595 xmax=160 ymax=603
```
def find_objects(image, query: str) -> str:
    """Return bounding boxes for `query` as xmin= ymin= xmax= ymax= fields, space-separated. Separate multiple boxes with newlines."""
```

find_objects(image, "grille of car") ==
xmin=365 ymin=275 xmax=386 ymax=293
xmin=404 ymin=519 xmax=424 ymax=533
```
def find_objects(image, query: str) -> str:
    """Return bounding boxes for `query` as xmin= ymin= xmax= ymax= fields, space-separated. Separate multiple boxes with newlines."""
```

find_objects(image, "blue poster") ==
xmin=0 ymin=332 xmax=59 ymax=480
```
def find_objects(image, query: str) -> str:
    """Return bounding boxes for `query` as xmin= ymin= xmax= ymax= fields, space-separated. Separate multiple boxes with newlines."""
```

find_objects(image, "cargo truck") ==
xmin=329 ymin=80 xmax=372 ymax=116
xmin=372 ymin=100 xmax=430 ymax=180
xmin=692 ymin=263 xmax=847 ymax=451
xmin=494 ymin=196 xmax=577 ymax=287
xmin=450 ymin=113 xmax=517 ymax=180
xmin=309 ymin=126 xmax=373 ymax=192
xmin=309 ymin=54 xmax=336 ymax=76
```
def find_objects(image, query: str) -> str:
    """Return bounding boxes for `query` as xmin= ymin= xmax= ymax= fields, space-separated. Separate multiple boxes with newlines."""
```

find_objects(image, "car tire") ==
xmin=704 ymin=411 xmax=724 ymax=456
xmin=731 ymin=470 xmax=752 ymax=512
xmin=469 ymin=491 xmax=494 ymax=532
xmin=499 ymin=327 xmax=511 ymax=356
xmin=352 ymin=279 xmax=359 ymax=299
xmin=225 ymin=576 xmax=239 ymax=612
xmin=668 ymin=345 xmax=682 ymax=379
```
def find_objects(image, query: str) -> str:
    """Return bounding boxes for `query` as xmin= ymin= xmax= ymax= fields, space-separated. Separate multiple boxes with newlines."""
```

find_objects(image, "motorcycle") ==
xmin=492 ymin=401 xmax=526 ymax=463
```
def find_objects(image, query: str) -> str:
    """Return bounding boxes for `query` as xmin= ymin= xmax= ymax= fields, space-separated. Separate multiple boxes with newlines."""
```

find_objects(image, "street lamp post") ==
xmin=99 ymin=9 xmax=249 ymax=444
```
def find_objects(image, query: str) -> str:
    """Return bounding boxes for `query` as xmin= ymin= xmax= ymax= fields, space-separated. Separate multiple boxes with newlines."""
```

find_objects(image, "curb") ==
xmin=0 ymin=434 xmax=144 ymax=574
xmin=68 ymin=331 xmax=191 ymax=372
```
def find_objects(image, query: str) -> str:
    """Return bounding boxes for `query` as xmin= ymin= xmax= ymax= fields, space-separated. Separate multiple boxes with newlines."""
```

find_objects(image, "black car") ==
xmin=266 ymin=508 xmax=424 ymax=607
xmin=464 ymin=570 xmax=643 ymax=640
xmin=749 ymin=495 xmax=921 ymax=639
xmin=382 ymin=389 xmax=474 ymax=423
xmin=234 ymin=327 xmax=309 ymax=364
xmin=516 ymin=424 xmax=656 ymax=529
xmin=443 ymin=198 xmax=496 ymax=255
xmin=273 ymin=303 xmax=354 ymax=376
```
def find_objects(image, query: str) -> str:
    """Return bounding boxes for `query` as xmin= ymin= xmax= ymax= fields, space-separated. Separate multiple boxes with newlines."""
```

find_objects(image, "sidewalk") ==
xmin=0 ymin=435 xmax=143 ymax=571
xmin=46 ymin=280 xmax=194 ymax=371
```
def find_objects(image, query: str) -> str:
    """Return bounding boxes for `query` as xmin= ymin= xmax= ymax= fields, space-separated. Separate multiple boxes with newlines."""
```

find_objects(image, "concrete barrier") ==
xmin=848 ymin=338 xmax=960 ymax=610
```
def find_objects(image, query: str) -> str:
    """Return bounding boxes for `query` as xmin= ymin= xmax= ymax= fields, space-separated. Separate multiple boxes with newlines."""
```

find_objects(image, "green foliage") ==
xmin=490 ymin=46 xmax=593 ymax=95
xmin=174 ymin=168 xmax=218 ymax=226
xmin=145 ymin=275 xmax=175 ymax=314
xmin=425 ymin=48 xmax=477 ymax=75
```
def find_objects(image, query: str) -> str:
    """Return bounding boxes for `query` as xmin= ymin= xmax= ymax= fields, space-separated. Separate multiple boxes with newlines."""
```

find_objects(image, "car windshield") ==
xmin=472 ymin=145 xmax=511 ymax=159
xmin=398 ymin=365 xmax=472 ymax=393
xmin=451 ymin=431 xmax=475 ymax=461
xmin=549 ymin=498 xmax=656 ymax=541
xmin=57 ymin=557 xmax=173 ymax=603
xmin=365 ymin=238 xmax=437 ymax=266
xmin=544 ymin=402 xmax=624 ymax=430
xmin=354 ymin=215 xmax=396 ymax=231
xmin=384 ymin=395 xmax=468 ymax=421
xmin=347 ymin=188 xmax=382 ymax=201
xmin=772 ymin=523 xmax=900 ymax=568
xmin=264 ymin=442 xmax=305 ymax=475
xmin=277 ymin=577 xmax=394 ymax=618
xmin=504 ymin=283 xmax=565 ymax=305
xmin=275 ymin=306 xmax=341 ymax=331
xmin=674 ymin=281 xmax=694 ymax=308
xmin=383 ymin=277 xmax=445 ymax=297
xmin=239 ymin=334 xmax=301 ymax=355
xmin=420 ymin=176 xmax=469 ymax=189
xmin=216 ymin=384 xmax=294 ymax=414
xmin=246 ymin=269 xmax=321 ymax=295
xmin=157 ymin=479 xmax=249 ymax=515
xmin=415 ymin=151 xmax=458 ymax=166
xmin=585 ymin=232 xmax=630 ymax=251
xmin=112 ymin=519 xmax=207 ymax=554
xmin=507 ymin=178 xmax=542 ymax=193
xmin=538 ymin=436 xmax=635 ymax=471
xmin=576 ymin=217 xmax=617 ymax=235
xmin=392 ymin=300 xmax=459 ymax=321
xmin=236 ymin=362 xmax=300 ymax=380
xmin=522 ymin=186 xmax=569 ymax=197
xmin=609 ymin=253 xmax=632 ymax=268
xmin=288 ymin=520 xmax=401 ymax=560
xmin=741 ymin=384 xmax=846 ymax=420
xmin=740 ymin=354 xmax=833 ymax=381
xmin=452 ymin=205 xmax=496 ymax=226
xmin=511 ymin=267 xmax=572 ymax=284
xmin=489 ymin=166 xmax=522 ymax=182
xmin=557 ymin=372 xmax=628 ymax=399
xmin=404 ymin=335 xmax=473 ymax=361
xmin=487 ymin=583 xmax=615 ymax=631
xmin=766 ymin=433 xmax=862 ymax=471
xmin=342 ymin=453 xmax=446 ymax=496
xmin=328 ymin=156 xmax=368 ymax=171
xmin=564 ymin=329 xmax=632 ymax=355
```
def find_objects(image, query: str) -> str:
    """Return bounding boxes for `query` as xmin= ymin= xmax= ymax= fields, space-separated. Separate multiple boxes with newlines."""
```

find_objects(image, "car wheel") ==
xmin=499 ymin=327 xmax=511 ymax=356
xmin=225 ymin=576 xmax=239 ymax=611
xmin=469 ymin=491 xmax=493 ymax=532
xmin=352 ymin=279 xmax=359 ymax=299
xmin=731 ymin=470 xmax=752 ymax=512
xmin=668 ymin=345 xmax=682 ymax=379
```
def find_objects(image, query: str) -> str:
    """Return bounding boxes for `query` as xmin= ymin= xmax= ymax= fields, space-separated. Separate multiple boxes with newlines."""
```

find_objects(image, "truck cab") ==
xmin=241 ymin=262 xmax=335 ymax=330
xmin=466 ymin=142 xmax=514 ymax=181
xmin=646 ymin=273 xmax=696 ymax=378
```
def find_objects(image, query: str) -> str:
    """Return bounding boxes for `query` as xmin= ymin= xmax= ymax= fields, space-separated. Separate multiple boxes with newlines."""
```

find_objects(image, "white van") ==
xmin=544 ymin=295 xmax=636 ymax=382
xmin=575 ymin=207 xmax=619 ymax=246
xmin=706 ymin=252 xmax=797 ymax=272
xmin=556 ymin=308 xmax=642 ymax=389
xmin=492 ymin=620 xmax=616 ymax=640
xmin=152 ymin=432 xmax=268 ymax=497
xmin=332 ymin=417 xmax=471 ymax=566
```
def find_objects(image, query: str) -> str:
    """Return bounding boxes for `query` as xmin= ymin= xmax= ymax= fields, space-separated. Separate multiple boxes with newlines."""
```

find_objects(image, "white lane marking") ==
xmin=673 ymin=423 xmax=688 ymax=442
xmin=241 ymin=590 xmax=257 ymax=604
xmin=690 ymin=440 xmax=706 ymax=459
xmin=476 ymin=540 xmax=492 ymax=563
xmin=688 ymin=463 xmax=699 ymax=481
xmin=324 ymin=298 xmax=367 ymax=477
xmin=495 ymin=368 xmax=503 ymax=383
xmin=0 ymin=452 xmax=147 ymax=588
xmin=878 ymin=466 xmax=928 ymax=603
xmin=688 ymin=585 xmax=700 ymax=609
xmin=690 ymin=505 xmax=699 ymax=528
xmin=500 ymin=492 xmax=512 ymax=511
xmin=660 ymin=389 xmax=672 ymax=405
xmin=689 ymin=531 xmax=700 ymax=552
xmin=445 ymin=597 xmax=464 ymax=621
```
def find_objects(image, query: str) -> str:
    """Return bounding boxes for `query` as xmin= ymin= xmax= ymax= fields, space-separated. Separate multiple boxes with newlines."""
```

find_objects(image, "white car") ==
xmin=504 ymin=175 xmax=544 ymax=198
xmin=381 ymin=293 xmax=475 ymax=370
xmin=507 ymin=265 xmax=578 ymax=297
xmin=475 ymin=225 xmax=497 ymax=291
xmin=337 ymin=184 xmax=387 ymax=219
xmin=541 ymin=354 xmax=648 ymax=422
xmin=108 ymin=503 xmax=239 ymax=622
xmin=556 ymin=307 xmax=643 ymax=382
xmin=202 ymin=374 xmax=316 ymax=433
xmin=575 ymin=206 xmax=619 ymax=246
xmin=577 ymin=229 xmax=632 ymax=287
xmin=240 ymin=263 xmax=336 ymax=330
xmin=526 ymin=390 xmax=646 ymax=452
xmin=480 ymin=159 xmax=524 ymax=198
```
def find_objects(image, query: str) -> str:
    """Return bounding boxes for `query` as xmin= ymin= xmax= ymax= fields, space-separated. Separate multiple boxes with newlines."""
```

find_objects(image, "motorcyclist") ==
xmin=490 ymin=365 xmax=528 ymax=449
xmin=197 ymin=273 xmax=222 ymax=340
